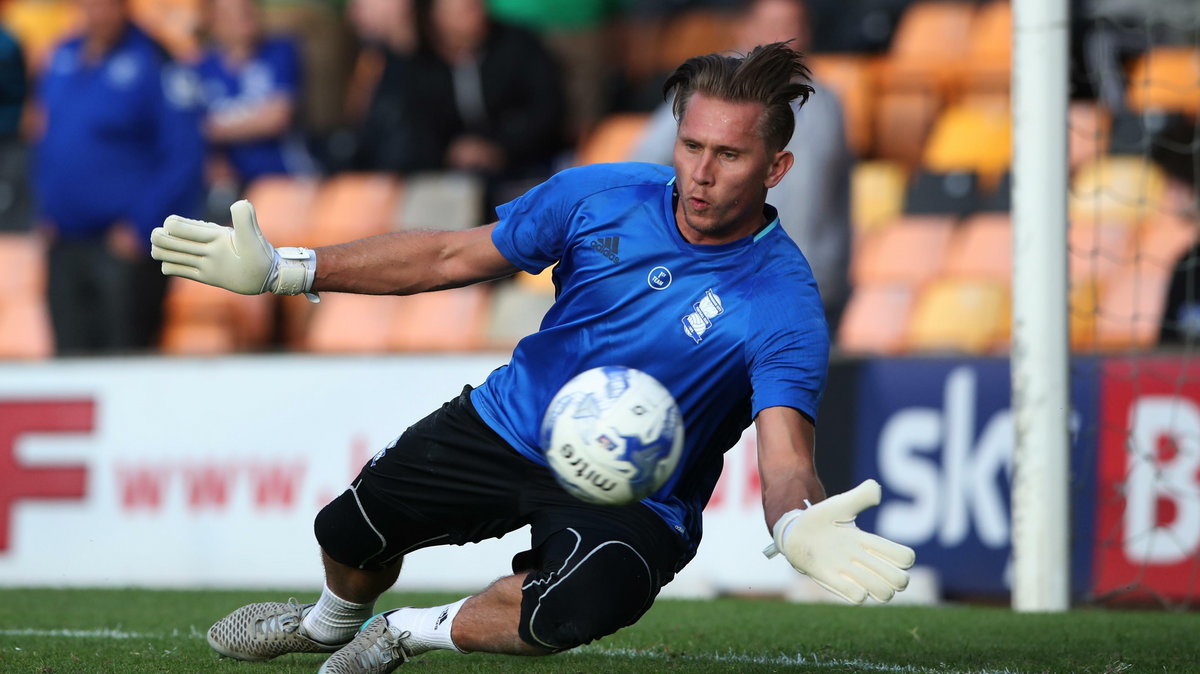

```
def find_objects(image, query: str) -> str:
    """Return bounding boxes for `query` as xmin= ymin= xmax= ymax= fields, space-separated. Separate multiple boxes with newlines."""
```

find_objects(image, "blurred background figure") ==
xmin=195 ymin=0 xmax=315 ymax=219
xmin=0 ymin=23 xmax=30 ymax=233
xmin=348 ymin=0 xmax=567 ymax=216
xmin=33 ymin=0 xmax=205 ymax=355
xmin=629 ymin=0 xmax=853 ymax=335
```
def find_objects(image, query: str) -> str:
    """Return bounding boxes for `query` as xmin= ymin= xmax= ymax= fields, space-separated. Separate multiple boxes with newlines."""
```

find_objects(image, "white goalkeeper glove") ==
xmin=764 ymin=479 xmax=916 ymax=604
xmin=150 ymin=200 xmax=319 ymax=302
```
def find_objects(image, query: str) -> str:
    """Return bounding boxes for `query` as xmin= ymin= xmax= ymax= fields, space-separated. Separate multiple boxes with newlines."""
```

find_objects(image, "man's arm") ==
xmin=755 ymin=405 xmax=826 ymax=529
xmin=151 ymin=200 xmax=521 ymax=299
xmin=313 ymin=224 xmax=520 ymax=296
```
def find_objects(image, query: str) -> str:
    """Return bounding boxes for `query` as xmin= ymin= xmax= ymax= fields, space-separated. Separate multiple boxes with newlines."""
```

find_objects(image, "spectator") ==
xmin=629 ymin=0 xmax=852 ymax=334
xmin=0 ymin=25 xmax=30 ymax=233
xmin=195 ymin=0 xmax=315 ymax=218
xmin=351 ymin=0 xmax=567 ymax=215
xmin=34 ymin=0 xmax=205 ymax=355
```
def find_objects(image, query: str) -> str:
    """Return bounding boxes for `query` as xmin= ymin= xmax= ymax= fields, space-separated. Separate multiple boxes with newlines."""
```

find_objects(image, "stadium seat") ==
xmin=961 ymin=0 xmax=1011 ymax=97
xmin=808 ymin=54 xmax=876 ymax=156
xmin=486 ymin=277 xmax=555 ymax=350
xmin=242 ymin=175 xmax=321 ymax=244
xmin=850 ymin=160 xmax=907 ymax=240
xmin=303 ymin=173 xmax=402 ymax=248
xmin=303 ymin=293 xmax=399 ymax=353
xmin=906 ymin=277 xmax=1010 ymax=354
xmin=851 ymin=215 xmax=956 ymax=286
xmin=837 ymin=283 xmax=915 ymax=355
xmin=575 ymin=113 xmax=651 ymax=166
xmin=876 ymin=1 xmax=977 ymax=98
xmin=922 ymin=103 xmax=1012 ymax=190
xmin=160 ymin=277 xmax=273 ymax=354
xmin=944 ymin=213 xmax=1011 ymax=281
xmin=397 ymin=172 xmax=485 ymax=231
xmin=873 ymin=89 xmax=942 ymax=171
xmin=1125 ymin=47 xmax=1200 ymax=116
xmin=2 ymin=0 xmax=78 ymax=72
xmin=386 ymin=285 xmax=490 ymax=352
xmin=1093 ymin=213 xmax=1198 ymax=350
xmin=654 ymin=9 xmax=738 ymax=75
xmin=1068 ymin=156 xmax=1168 ymax=227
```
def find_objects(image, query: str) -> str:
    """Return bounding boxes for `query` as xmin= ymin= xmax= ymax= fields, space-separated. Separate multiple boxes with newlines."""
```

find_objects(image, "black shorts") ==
xmin=344 ymin=386 xmax=689 ymax=583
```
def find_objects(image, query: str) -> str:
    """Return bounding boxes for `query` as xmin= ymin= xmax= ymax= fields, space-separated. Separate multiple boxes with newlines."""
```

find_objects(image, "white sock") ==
xmin=384 ymin=597 xmax=469 ymax=655
xmin=301 ymin=585 xmax=375 ymax=646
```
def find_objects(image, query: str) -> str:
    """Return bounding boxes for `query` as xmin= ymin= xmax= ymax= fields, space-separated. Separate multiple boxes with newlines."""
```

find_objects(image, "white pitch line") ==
xmin=0 ymin=629 xmax=1027 ymax=674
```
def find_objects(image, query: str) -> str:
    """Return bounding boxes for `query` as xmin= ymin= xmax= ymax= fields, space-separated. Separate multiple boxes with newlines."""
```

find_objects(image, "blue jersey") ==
xmin=471 ymin=162 xmax=829 ymax=557
xmin=195 ymin=37 xmax=311 ymax=183
xmin=35 ymin=24 xmax=204 ymax=243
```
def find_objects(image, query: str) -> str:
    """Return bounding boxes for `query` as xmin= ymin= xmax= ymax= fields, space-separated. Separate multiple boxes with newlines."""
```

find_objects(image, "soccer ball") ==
xmin=540 ymin=365 xmax=685 ymax=506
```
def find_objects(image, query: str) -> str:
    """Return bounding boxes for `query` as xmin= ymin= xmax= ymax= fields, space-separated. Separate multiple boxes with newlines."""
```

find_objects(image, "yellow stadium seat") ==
xmin=808 ymin=54 xmax=876 ymax=156
xmin=906 ymin=277 xmax=1010 ymax=354
xmin=387 ymin=285 xmax=490 ymax=352
xmin=922 ymin=103 xmax=1012 ymax=189
xmin=2 ymin=0 xmax=79 ymax=72
xmin=944 ymin=213 xmax=1011 ymax=281
xmin=243 ymin=175 xmax=321 ymax=244
xmin=837 ymin=283 xmax=915 ymax=355
xmin=576 ymin=114 xmax=651 ymax=166
xmin=852 ymin=215 xmax=956 ymax=286
xmin=1126 ymin=47 xmax=1200 ymax=115
xmin=1068 ymin=156 xmax=1168 ymax=227
xmin=850 ymin=160 xmax=907 ymax=240
xmin=1069 ymin=280 xmax=1101 ymax=352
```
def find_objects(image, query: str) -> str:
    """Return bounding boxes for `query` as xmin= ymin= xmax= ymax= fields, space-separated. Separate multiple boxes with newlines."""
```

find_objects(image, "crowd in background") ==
xmin=0 ymin=0 xmax=1195 ymax=356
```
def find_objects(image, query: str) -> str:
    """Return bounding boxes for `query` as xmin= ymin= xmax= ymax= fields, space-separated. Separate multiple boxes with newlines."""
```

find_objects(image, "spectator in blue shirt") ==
xmin=195 ymin=0 xmax=315 ymax=208
xmin=34 ymin=0 xmax=205 ymax=355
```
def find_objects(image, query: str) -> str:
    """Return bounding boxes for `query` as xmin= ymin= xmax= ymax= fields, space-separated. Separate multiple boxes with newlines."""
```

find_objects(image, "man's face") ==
xmin=672 ymin=93 xmax=791 ymax=245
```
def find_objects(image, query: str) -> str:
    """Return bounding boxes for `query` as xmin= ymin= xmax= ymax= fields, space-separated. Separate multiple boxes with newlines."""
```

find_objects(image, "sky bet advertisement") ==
xmin=850 ymin=358 xmax=1101 ymax=599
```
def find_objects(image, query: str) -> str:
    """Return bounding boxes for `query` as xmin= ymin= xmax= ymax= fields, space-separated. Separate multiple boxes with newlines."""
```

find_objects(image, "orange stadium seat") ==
xmin=961 ymin=0 xmax=1011 ymax=97
xmin=852 ymin=215 xmax=956 ymax=286
xmin=303 ymin=173 xmax=402 ymax=248
xmin=877 ymin=0 xmax=977 ymax=98
xmin=243 ymin=175 xmax=321 ymax=244
xmin=575 ymin=114 xmax=651 ymax=166
xmin=873 ymin=89 xmax=942 ymax=171
xmin=1126 ymin=47 xmax=1200 ymax=116
xmin=654 ymin=9 xmax=738 ymax=74
xmin=1093 ymin=214 xmax=1198 ymax=351
xmin=1068 ymin=156 xmax=1168 ymax=227
xmin=160 ymin=276 xmax=274 ymax=354
xmin=906 ymin=277 xmax=1010 ymax=354
xmin=303 ymin=293 xmax=399 ymax=353
xmin=837 ymin=283 xmax=915 ymax=355
xmin=944 ymin=213 xmax=1011 ymax=281
xmin=808 ymin=54 xmax=876 ymax=156
xmin=851 ymin=160 xmax=908 ymax=240
xmin=387 ymin=285 xmax=490 ymax=352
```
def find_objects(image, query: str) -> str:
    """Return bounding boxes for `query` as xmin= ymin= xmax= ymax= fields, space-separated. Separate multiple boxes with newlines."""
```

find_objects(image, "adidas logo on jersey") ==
xmin=590 ymin=235 xmax=621 ymax=263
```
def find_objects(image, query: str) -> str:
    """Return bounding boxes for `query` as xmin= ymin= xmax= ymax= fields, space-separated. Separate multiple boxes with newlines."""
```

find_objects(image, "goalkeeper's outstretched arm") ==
xmin=150 ymin=200 xmax=520 ymax=299
xmin=755 ymin=405 xmax=916 ymax=604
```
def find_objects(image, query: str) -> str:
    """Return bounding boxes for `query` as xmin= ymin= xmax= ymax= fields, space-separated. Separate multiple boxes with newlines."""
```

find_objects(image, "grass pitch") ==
xmin=0 ymin=588 xmax=1197 ymax=673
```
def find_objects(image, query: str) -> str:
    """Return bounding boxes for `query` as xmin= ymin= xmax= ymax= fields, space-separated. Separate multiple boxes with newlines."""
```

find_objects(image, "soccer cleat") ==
xmin=207 ymin=599 xmax=346 ymax=661
xmin=317 ymin=612 xmax=413 ymax=674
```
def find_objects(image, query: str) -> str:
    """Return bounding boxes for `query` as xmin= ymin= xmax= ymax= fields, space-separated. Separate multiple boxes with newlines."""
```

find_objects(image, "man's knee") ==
xmin=517 ymin=539 xmax=657 ymax=651
xmin=314 ymin=485 xmax=396 ymax=570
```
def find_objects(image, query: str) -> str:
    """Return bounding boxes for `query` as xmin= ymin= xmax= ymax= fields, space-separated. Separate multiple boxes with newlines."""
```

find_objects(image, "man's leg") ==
xmin=451 ymin=574 xmax=547 ymax=655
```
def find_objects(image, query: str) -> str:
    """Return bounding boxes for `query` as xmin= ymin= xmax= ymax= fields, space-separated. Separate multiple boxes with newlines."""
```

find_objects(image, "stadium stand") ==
xmin=808 ymin=53 xmax=876 ymax=157
xmin=1068 ymin=156 xmax=1168 ymax=227
xmin=875 ymin=0 xmax=976 ymax=101
xmin=921 ymin=102 xmax=1012 ymax=191
xmin=303 ymin=173 xmax=401 ymax=248
xmin=575 ymin=113 xmax=651 ymax=167
xmin=2 ymin=0 xmax=77 ymax=72
xmin=960 ymin=0 xmax=1011 ymax=99
xmin=943 ymin=213 xmax=1012 ymax=282
xmin=906 ymin=277 xmax=1011 ymax=354
xmin=837 ymin=283 xmax=915 ymax=355
xmin=387 ymin=286 xmax=491 ymax=352
xmin=851 ymin=215 xmax=955 ymax=287
xmin=850 ymin=159 xmax=907 ymax=240
xmin=1125 ymin=47 xmax=1200 ymax=116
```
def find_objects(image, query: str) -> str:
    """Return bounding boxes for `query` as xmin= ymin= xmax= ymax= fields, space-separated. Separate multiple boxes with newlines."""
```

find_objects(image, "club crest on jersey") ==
xmin=682 ymin=289 xmax=724 ymax=343
xmin=590 ymin=235 xmax=620 ymax=263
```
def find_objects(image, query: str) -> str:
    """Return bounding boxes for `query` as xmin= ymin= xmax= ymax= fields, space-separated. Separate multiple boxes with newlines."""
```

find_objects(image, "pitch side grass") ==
xmin=1 ymin=588 xmax=1197 ymax=673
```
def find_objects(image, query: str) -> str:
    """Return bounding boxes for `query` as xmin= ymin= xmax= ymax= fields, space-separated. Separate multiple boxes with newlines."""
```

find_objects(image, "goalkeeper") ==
xmin=151 ymin=42 xmax=914 ymax=674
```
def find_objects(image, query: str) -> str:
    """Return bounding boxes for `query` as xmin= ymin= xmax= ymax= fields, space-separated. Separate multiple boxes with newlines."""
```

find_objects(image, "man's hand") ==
xmin=764 ymin=479 xmax=915 ymax=604
xmin=150 ymin=200 xmax=318 ymax=301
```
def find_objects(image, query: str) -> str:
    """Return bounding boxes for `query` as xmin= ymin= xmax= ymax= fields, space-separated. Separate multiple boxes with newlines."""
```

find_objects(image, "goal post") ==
xmin=1010 ymin=0 xmax=1072 ymax=612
